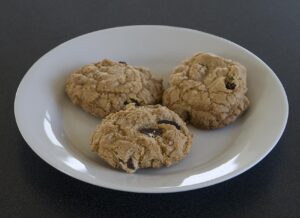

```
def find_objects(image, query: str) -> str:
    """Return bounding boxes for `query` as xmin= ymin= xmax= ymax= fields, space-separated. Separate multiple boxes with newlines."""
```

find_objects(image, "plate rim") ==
xmin=14 ymin=25 xmax=289 ymax=193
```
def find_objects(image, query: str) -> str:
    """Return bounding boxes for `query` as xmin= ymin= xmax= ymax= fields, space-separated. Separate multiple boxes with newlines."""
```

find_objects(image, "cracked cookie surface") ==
xmin=163 ymin=52 xmax=250 ymax=129
xmin=90 ymin=104 xmax=193 ymax=173
xmin=65 ymin=59 xmax=163 ymax=118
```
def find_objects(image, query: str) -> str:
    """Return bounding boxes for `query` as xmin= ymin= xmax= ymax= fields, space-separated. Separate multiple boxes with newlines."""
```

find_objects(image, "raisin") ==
xmin=158 ymin=120 xmax=181 ymax=130
xmin=127 ymin=158 xmax=135 ymax=170
xmin=139 ymin=128 xmax=163 ymax=137
xmin=118 ymin=61 xmax=127 ymax=64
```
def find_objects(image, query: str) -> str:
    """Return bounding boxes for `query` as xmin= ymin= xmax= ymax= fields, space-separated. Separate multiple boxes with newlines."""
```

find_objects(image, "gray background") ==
xmin=1 ymin=0 xmax=299 ymax=217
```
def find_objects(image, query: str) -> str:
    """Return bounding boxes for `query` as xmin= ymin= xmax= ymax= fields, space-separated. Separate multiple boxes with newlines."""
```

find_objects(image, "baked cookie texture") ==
xmin=90 ymin=104 xmax=193 ymax=173
xmin=163 ymin=53 xmax=250 ymax=129
xmin=65 ymin=59 xmax=163 ymax=118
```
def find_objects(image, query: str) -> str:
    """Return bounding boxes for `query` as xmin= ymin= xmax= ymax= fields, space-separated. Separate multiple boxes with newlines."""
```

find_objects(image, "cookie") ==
xmin=163 ymin=52 xmax=250 ymax=129
xmin=90 ymin=104 xmax=193 ymax=173
xmin=65 ymin=59 xmax=163 ymax=118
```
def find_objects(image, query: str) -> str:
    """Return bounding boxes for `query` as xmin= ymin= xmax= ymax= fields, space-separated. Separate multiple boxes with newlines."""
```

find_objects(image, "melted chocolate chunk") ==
xmin=127 ymin=158 xmax=135 ymax=170
xmin=118 ymin=61 xmax=127 ymax=64
xmin=158 ymin=120 xmax=181 ymax=130
xmin=139 ymin=128 xmax=163 ymax=137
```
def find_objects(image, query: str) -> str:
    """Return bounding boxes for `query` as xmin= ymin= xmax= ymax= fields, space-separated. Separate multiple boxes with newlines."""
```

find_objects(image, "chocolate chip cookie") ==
xmin=90 ymin=104 xmax=193 ymax=173
xmin=65 ymin=59 xmax=163 ymax=118
xmin=163 ymin=52 xmax=250 ymax=129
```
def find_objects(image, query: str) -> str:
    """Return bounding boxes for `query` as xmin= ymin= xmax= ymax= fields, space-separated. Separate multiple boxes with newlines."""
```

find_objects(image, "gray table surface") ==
xmin=1 ymin=0 xmax=299 ymax=217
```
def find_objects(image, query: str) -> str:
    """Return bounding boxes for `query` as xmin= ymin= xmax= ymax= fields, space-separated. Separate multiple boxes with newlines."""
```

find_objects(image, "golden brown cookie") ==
xmin=90 ymin=104 xmax=193 ymax=173
xmin=65 ymin=59 xmax=163 ymax=118
xmin=163 ymin=52 xmax=250 ymax=129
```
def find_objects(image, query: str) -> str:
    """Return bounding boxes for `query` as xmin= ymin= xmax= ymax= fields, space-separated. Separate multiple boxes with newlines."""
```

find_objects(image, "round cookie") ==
xmin=90 ymin=104 xmax=193 ymax=173
xmin=163 ymin=52 xmax=250 ymax=129
xmin=65 ymin=59 xmax=163 ymax=118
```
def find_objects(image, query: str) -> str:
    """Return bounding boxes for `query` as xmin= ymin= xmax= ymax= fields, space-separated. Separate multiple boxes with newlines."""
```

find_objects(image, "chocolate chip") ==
xmin=225 ymin=77 xmax=236 ymax=90
xmin=118 ymin=61 xmax=127 ymax=64
xmin=158 ymin=120 xmax=181 ymax=130
xmin=225 ymin=82 xmax=236 ymax=90
xmin=139 ymin=128 xmax=163 ymax=137
xmin=127 ymin=158 xmax=135 ymax=170
xmin=124 ymin=98 xmax=140 ymax=106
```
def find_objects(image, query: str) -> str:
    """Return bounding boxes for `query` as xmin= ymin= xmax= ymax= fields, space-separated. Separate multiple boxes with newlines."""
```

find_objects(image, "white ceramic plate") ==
xmin=14 ymin=26 xmax=288 ymax=193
